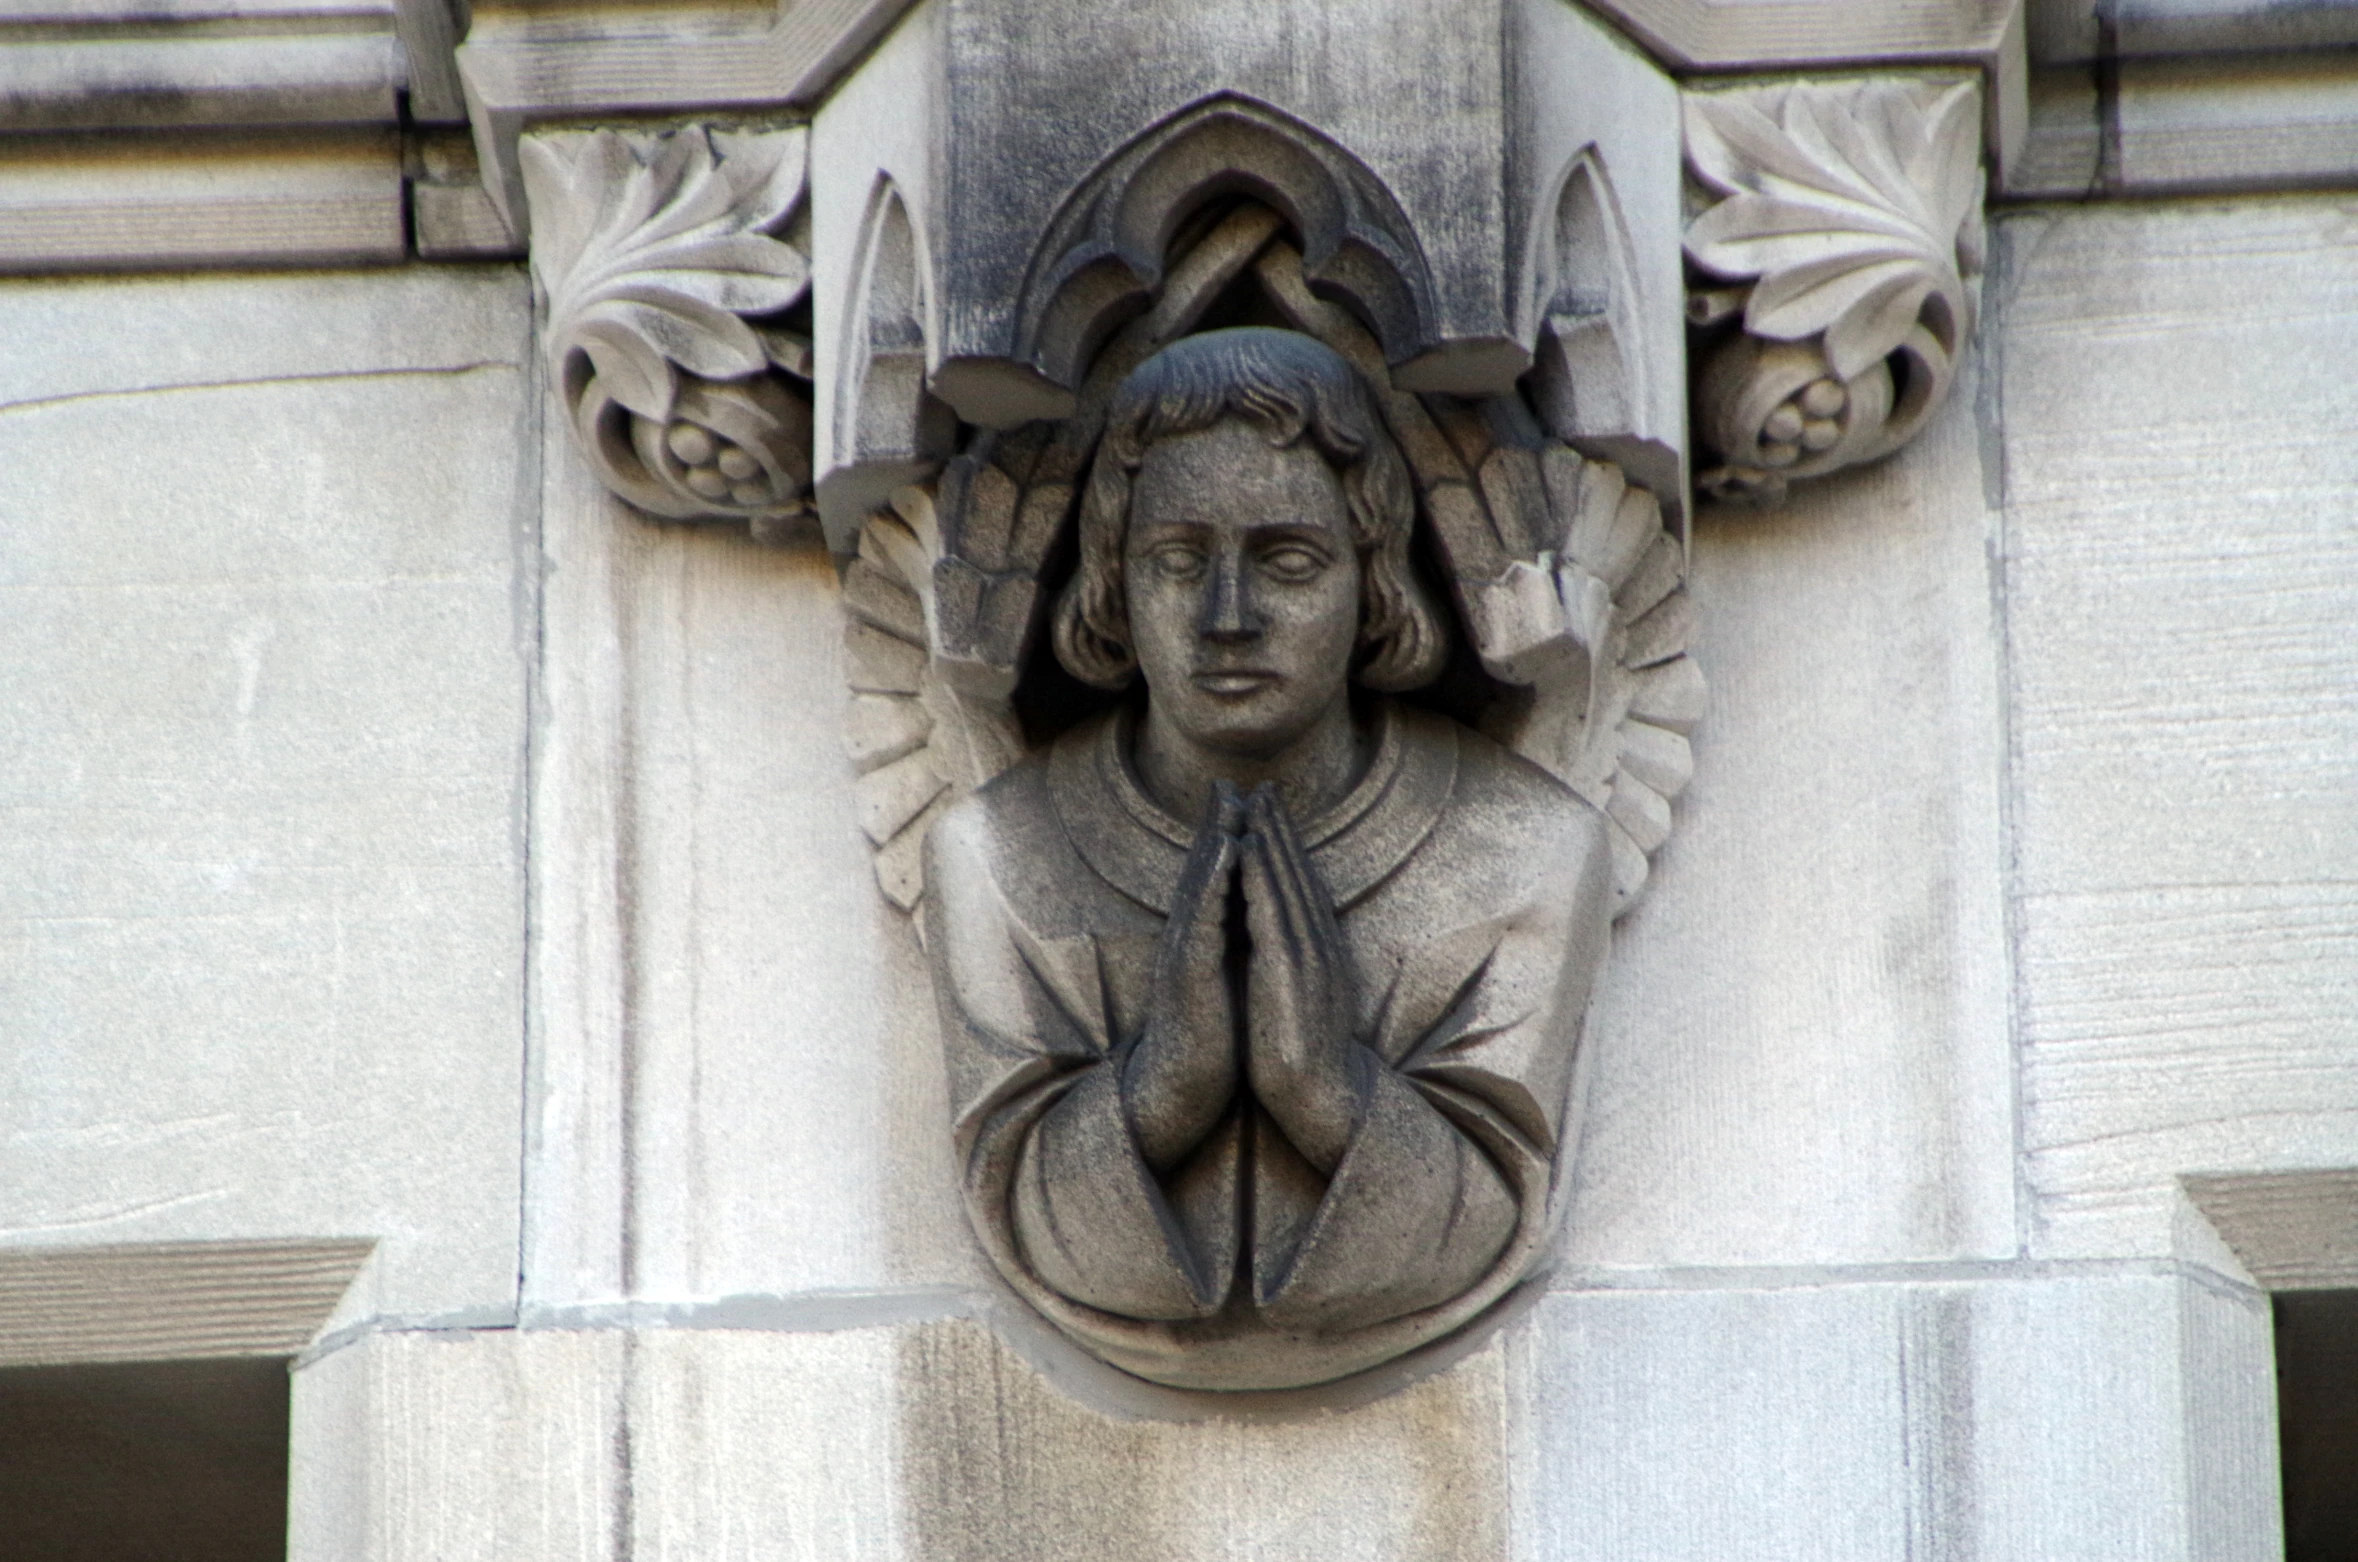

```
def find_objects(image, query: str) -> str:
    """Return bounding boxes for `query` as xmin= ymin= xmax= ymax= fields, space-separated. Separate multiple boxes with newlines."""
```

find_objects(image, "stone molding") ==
xmin=1591 ymin=0 xmax=2026 ymax=174
xmin=2183 ymin=1170 xmax=2358 ymax=1292
xmin=27 ymin=0 xmax=2358 ymax=273
xmin=1683 ymin=76 xmax=1985 ymax=503
xmin=523 ymin=125 xmax=817 ymax=532
xmin=456 ymin=0 xmax=918 ymax=239
xmin=1595 ymin=0 xmax=2020 ymax=73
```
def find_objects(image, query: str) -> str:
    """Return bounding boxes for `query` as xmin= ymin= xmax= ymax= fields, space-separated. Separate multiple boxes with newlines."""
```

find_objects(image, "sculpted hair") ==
xmin=1052 ymin=327 xmax=1448 ymax=692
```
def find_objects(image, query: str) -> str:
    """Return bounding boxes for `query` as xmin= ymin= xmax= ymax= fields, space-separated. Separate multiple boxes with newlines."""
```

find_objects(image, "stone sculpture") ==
xmin=839 ymin=197 xmax=1701 ymax=1389
xmin=513 ymin=71 xmax=1717 ymax=1390
xmin=924 ymin=330 xmax=1615 ymax=1389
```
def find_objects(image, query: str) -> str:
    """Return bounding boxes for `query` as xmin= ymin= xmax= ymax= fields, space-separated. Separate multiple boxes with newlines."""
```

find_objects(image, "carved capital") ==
xmin=1683 ymin=78 xmax=1984 ymax=503
xmin=523 ymin=126 xmax=816 ymax=533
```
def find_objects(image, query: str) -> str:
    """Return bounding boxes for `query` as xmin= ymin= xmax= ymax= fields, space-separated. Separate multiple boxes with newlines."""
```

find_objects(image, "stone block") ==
xmin=294 ymin=1314 xmax=1512 ymax=1562
xmin=0 ymin=266 xmax=527 ymax=404
xmin=1995 ymin=199 xmax=2358 ymax=1261
xmin=625 ymin=1317 xmax=1507 ymax=1562
xmin=1514 ymin=1270 xmax=2279 ymax=1561
xmin=627 ymin=1326 xmax=904 ymax=1560
xmin=0 ymin=270 xmax=535 ymax=1325
xmin=285 ymin=1271 xmax=2281 ymax=1562
xmin=521 ymin=445 xmax=977 ymax=1309
xmin=881 ymin=1319 xmax=1508 ymax=1562
xmin=289 ymin=1328 xmax=623 ymax=1562
xmin=1564 ymin=358 xmax=2016 ymax=1269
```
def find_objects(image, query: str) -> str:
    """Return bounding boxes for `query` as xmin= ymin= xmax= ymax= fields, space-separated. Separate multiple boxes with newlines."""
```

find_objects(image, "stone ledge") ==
xmin=0 ymin=129 xmax=405 ymax=273
xmin=0 ymin=34 xmax=400 ymax=132
xmin=2013 ymin=53 xmax=2358 ymax=197
xmin=0 ymin=1238 xmax=375 ymax=1367
xmin=2184 ymin=1169 xmax=2358 ymax=1292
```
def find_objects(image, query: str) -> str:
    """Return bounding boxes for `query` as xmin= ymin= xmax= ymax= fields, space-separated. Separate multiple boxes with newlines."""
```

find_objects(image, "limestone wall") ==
xmin=4 ymin=199 xmax=2352 ymax=1558
xmin=1 ymin=270 xmax=536 ymax=1332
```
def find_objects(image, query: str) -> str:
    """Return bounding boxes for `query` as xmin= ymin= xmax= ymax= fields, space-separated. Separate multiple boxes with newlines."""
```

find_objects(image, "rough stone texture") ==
xmin=0 ymin=1238 xmax=372 ymax=1366
xmin=1566 ymin=353 xmax=2016 ymax=1269
xmin=2184 ymin=1168 xmax=2358 ymax=1289
xmin=1994 ymin=198 xmax=2358 ymax=1264
xmin=290 ymin=1271 xmax=2277 ymax=1562
xmin=290 ymin=1328 xmax=622 ymax=1562
xmin=290 ymin=1316 xmax=1507 ymax=1562
xmin=884 ymin=1318 xmax=1507 ymax=1562
xmin=0 ymin=269 xmax=535 ymax=1325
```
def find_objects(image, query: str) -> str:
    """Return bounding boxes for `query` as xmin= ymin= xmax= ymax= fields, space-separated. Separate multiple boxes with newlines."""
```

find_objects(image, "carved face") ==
xmin=1123 ymin=417 xmax=1363 ymax=759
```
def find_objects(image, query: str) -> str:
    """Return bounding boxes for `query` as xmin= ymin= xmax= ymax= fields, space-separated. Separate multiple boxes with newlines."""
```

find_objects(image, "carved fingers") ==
xmin=1123 ymin=780 xmax=1246 ymax=1172
xmin=1240 ymin=785 xmax=1367 ymax=1175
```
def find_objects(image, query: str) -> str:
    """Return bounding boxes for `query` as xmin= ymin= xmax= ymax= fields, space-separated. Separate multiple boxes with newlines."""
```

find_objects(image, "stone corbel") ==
xmin=523 ymin=125 xmax=817 ymax=537
xmin=1682 ymin=78 xmax=1985 ymax=503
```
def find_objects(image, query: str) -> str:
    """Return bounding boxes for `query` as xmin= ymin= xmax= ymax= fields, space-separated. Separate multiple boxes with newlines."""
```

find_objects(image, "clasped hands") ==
xmin=1122 ymin=779 xmax=1371 ymax=1178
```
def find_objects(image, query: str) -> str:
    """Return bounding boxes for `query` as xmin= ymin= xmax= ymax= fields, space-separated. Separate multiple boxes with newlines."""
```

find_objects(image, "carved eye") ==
xmin=1258 ymin=544 xmax=1327 ymax=582
xmin=1146 ymin=544 xmax=1206 ymax=581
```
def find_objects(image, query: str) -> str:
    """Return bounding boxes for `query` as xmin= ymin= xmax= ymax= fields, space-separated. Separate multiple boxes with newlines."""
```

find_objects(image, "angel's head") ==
xmin=1052 ymin=328 xmax=1445 ymax=758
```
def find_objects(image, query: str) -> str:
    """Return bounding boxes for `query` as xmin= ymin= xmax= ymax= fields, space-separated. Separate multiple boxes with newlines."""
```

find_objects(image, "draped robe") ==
xmin=924 ymin=699 xmax=1612 ymax=1389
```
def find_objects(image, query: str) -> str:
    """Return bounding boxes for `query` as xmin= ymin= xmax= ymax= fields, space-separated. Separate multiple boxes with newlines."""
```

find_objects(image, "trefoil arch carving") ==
xmin=1002 ymin=95 xmax=1444 ymax=417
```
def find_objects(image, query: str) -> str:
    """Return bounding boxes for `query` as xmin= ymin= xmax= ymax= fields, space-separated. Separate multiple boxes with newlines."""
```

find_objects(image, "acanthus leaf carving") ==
xmin=1682 ymin=78 xmax=1984 ymax=503
xmin=524 ymin=125 xmax=817 ymax=532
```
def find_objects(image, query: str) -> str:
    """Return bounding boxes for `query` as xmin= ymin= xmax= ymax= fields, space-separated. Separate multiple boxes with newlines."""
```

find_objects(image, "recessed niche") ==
xmin=0 ymin=1356 xmax=288 ymax=1562
xmin=2277 ymin=1289 xmax=2358 ymax=1562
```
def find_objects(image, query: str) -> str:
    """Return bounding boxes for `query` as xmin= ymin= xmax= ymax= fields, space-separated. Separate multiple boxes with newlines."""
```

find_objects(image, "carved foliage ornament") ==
xmin=843 ymin=193 xmax=1699 ymax=1392
xmin=1683 ymin=78 xmax=1984 ymax=502
xmin=524 ymin=126 xmax=817 ymax=531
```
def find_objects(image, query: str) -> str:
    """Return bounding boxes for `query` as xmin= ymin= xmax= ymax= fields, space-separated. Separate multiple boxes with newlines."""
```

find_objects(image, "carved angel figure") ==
xmin=924 ymin=330 xmax=1614 ymax=1390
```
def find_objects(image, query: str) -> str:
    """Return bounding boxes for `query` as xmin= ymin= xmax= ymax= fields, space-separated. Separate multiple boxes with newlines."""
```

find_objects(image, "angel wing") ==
xmin=842 ymin=483 xmax=1027 ymax=915
xmin=1237 ymin=234 xmax=1702 ymax=915
xmin=1446 ymin=437 xmax=1703 ymax=913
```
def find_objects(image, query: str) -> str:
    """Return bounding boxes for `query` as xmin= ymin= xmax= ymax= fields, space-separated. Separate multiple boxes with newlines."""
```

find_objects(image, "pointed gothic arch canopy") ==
xmin=1008 ymin=95 xmax=1442 ymax=401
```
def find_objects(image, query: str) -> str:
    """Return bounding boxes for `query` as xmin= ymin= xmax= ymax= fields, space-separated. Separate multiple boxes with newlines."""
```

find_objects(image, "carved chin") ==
xmin=1158 ymin=679 xmax=1327 ymax=754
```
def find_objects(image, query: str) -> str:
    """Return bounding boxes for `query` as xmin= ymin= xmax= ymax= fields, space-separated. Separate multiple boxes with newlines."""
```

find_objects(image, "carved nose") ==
xmin=1199 ymin=551 xmax=1259 ymax=642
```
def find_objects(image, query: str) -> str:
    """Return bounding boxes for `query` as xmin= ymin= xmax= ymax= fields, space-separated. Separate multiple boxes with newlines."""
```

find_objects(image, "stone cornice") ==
xmin=456 ymin=0 xmax=918 ymax=239
xmin=17 ymin=0 xmax=2358 ymax=279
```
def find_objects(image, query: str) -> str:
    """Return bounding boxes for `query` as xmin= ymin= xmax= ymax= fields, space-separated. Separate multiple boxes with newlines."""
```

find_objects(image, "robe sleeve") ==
xmin=1258 ymin=825 xmax=1609 ymax=1333
xmin=925 ymin=806 xmax=1226 ymax=1322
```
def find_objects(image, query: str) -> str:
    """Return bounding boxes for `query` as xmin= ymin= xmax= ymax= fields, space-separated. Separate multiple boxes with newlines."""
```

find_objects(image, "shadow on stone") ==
xmin=0 ymin=1357 xmax=288 ymax=1562
xmin=2278 ymin=1289 xmax=2358 ymax=1562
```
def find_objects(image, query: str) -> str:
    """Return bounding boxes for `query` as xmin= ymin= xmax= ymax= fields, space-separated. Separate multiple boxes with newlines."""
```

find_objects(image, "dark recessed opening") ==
xmin=0 ymin=1356 xmax=289 ymax=1562
xmin=2277 ymin=1289 xmax=2358 ymax=1562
